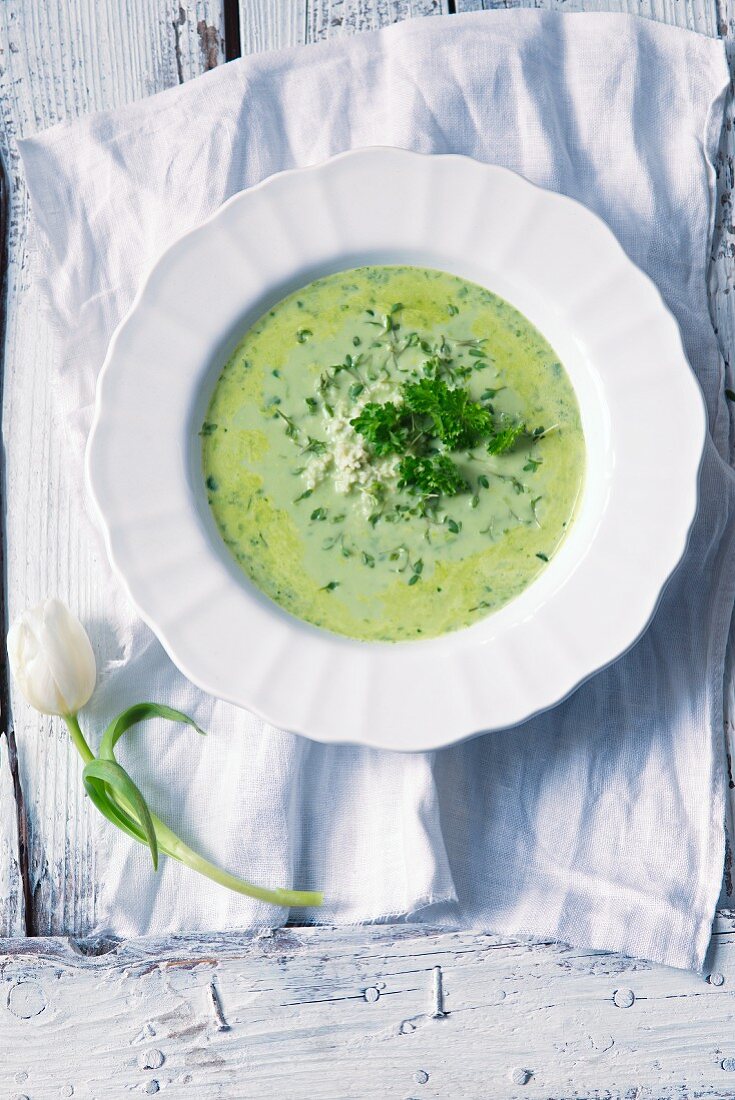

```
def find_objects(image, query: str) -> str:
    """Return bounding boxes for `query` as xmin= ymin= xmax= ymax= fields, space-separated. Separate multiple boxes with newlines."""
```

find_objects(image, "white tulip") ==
xmin=7 ymin=598 xmax=96 ymax=716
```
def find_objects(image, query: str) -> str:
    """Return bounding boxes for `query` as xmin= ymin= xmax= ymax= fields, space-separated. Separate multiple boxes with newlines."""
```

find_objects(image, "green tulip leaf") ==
xmin=83 ymin=758 xmax=159 ymax=870
xmin=100 ymin=702 xmax=205 ymax=760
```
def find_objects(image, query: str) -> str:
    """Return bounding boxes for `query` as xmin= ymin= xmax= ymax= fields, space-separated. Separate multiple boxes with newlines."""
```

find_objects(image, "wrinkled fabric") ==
xmin=18 ymin=10 xmax=735 ymax=969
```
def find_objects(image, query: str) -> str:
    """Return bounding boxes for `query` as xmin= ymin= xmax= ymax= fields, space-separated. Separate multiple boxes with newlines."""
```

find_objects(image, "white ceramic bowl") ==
xmin=87 ymin=148 xmax=705 ymax=751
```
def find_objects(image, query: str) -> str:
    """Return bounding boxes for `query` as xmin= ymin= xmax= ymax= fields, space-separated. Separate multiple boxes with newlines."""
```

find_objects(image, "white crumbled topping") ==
xmin=303 ymin=451 xmax=332 ymax=490
xmin=301 ymin=381 xmax=402 ymax=501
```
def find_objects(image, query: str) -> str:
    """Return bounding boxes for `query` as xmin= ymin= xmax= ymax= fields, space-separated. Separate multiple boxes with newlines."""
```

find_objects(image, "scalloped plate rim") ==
xmin=86 ymin=147 xmax=706 ymax=752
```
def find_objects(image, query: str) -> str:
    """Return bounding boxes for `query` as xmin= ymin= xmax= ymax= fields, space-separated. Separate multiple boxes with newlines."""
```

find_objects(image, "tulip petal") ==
xmin=7 ymin=599 xmax=96 ymax=716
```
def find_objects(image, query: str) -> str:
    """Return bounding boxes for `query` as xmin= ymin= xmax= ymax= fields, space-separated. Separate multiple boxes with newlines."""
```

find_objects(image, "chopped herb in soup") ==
xmin=201 ymin=266 xmax=585 ymax=641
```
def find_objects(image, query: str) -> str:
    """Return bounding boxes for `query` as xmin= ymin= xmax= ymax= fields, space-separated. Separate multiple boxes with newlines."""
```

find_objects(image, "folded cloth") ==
xmin=18 ymin=10 xmax=734 ymax=969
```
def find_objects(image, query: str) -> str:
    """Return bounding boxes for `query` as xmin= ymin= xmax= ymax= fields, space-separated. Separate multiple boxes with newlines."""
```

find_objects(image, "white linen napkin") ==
xmin=18 ymin=10 xmax=734 ymax=969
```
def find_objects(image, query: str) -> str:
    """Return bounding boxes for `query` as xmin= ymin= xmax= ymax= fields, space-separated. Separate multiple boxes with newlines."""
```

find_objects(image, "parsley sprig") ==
xmin=398 ymin=454 xmax=469 ymax=496
xmin=403 ymin=378 xmax=493 ymax=449
xmin=350 ymin=372 xmax=534 ymax=499
xmin=350 ymin=401 xmax=408 ymax=456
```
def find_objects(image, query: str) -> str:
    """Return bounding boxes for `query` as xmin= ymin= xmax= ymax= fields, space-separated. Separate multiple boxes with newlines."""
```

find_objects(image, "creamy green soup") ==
xmin=202 ymin=266 xmax=584 ymax=642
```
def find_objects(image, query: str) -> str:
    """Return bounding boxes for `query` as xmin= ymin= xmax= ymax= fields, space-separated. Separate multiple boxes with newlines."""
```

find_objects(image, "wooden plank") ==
xmin=4 ymin=921 xmax=735 ymax=1098
xmin=239 ymin=0 xmax=308 ymax=52
xmin=0 ymin=742 xmax=23 ymax=936
xmin=307 ymin=0 xmax=448 ymax=41
xmin=237 ymin=0 xmax=448 ymax=56
xmin=0 ymin=84 xmax=26 ymax=937
xmin=457 ymin=0 xmax=718 ymax=28
xmin=0 ymin=0 xmax=225 ymax=936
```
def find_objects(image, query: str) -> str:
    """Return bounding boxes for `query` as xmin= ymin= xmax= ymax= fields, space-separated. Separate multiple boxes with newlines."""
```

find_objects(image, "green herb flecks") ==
xmin=302 ymin=437 xmax=328 ymax=455
xmin=487 ymin=420 xmax=527 ymax=456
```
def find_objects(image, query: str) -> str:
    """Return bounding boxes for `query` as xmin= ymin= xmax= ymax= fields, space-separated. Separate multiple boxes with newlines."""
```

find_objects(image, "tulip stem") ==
xmin=64 ymin=710 xmax=323 ymax=909
xmin=148 ymin=812 xmax=323 ymax=908
xmin=64 ymin=713 xmax=95 ymax=766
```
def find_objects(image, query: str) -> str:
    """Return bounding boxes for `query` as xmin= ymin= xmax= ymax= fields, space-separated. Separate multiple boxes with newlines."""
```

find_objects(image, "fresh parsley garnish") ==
xmin=402 ymin=378 xmax=493 ymax=450
xmin=347 ymin=370 xmax=536 ymax=504
xmin=350 ymin=401 xmax=408 ymax=456
xmin=397 ymin=455 xmax=468 ymax=497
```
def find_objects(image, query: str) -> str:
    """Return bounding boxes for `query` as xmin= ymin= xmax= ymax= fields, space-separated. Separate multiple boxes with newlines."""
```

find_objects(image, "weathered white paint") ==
xmin=239 ymin=0 xmax=308 ymax=51
xmin=459 ymin=0 xmax=720 ymax=29
xmin=237 ymin=1 xmax=448 ymax=56
xmin=5 ymin=921 xmax=735 ymax=1098
xmin=307 ymin=0 xmax=447 ymax=40
xmin=0 ymin=740 xmax=22 ymax=936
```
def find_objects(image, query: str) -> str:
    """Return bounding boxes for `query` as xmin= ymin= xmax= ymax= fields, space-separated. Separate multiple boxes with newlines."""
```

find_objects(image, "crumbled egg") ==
xmin=302 ymin=383 xmax=401 ymax=500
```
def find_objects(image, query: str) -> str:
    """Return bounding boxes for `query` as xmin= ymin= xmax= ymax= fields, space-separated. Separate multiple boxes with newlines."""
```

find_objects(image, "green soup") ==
xmin=202 ymin=266 xmax=585 ymax=642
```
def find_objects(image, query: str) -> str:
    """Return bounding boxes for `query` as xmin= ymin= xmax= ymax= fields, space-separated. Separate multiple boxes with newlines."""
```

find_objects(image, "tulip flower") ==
xmin=7 ymin=598 xmax=322 ymax=909
xmin=7 ymin=599 xmax=96 ymax=717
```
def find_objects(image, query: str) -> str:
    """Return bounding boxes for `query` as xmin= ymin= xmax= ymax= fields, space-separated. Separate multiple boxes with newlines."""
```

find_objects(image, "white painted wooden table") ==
xmin=3 ymin=2 xmax=735 ymax=1096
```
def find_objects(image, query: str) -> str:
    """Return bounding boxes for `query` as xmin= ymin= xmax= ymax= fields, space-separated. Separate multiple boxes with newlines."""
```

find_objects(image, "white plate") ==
xmin=87 ymin=148 xmax=705 ymax=752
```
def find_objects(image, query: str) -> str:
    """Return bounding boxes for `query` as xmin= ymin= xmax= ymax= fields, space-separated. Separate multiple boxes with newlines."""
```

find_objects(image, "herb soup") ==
xmin=202 ymin=266 xmax=585 ymax=642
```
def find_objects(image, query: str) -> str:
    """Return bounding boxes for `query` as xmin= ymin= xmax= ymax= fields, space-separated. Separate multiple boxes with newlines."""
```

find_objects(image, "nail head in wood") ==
xmin=138 ymin=1049 xmax=164 ymax=1071
xmin=7 ymin=981 xmax=46 ymax=1019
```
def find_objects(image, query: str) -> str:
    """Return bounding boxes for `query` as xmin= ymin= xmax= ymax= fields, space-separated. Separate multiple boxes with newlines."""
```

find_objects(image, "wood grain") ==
xmin=237 ymin=0 xmax=447 ymax=56
xmin=239 ymin=0 xmax=308 ymax=52
xmin=307 ymin=0 xmax=447 ymax=41
xmin=5 ymin=920 xmax=735 ymax=1099
xmin=0 ymin=745 xmax=23 ymax=936
xmin=458 ymin=0 xmax=719 ymax=29
xmin=0 ymin=0 xmax=225 ymax=936
xmin=0 ymin=95 xmax=25 ymax=937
